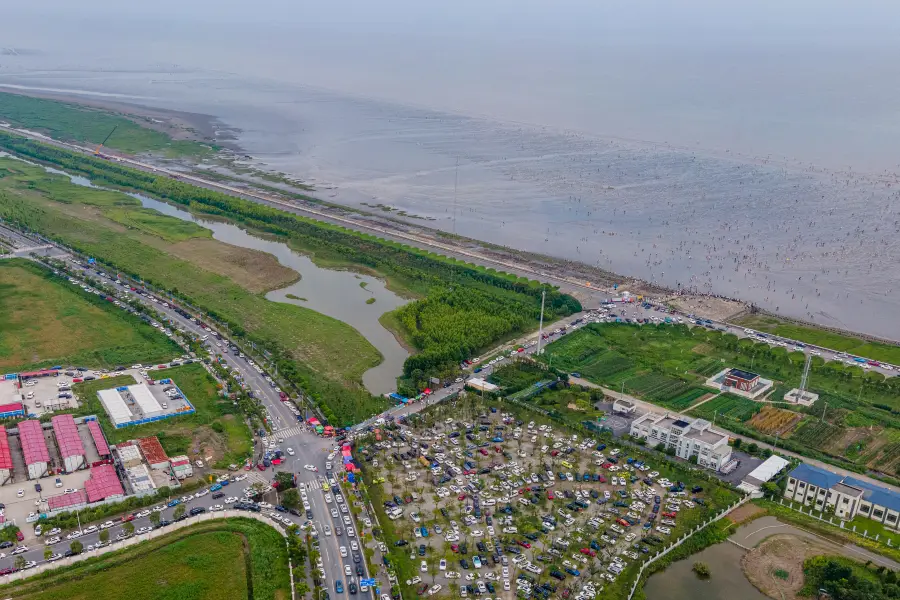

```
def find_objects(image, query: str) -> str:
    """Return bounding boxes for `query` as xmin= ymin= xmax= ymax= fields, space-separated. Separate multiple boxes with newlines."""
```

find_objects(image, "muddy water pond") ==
xmin=643 ymin=541 xmax=767 ymax=600
xmin=37 ymin=163 xmax=410 ymax=394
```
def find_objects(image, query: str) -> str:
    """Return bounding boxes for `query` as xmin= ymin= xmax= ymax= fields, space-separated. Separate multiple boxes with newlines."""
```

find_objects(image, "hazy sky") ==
xmin=3 ymin=0 xmax=900 ymax=169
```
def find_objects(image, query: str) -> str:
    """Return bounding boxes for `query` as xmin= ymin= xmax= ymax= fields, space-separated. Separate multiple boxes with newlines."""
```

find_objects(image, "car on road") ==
xmin=335 ymin=580 xmax=344 ymax=594
xmin=287 ymin=448 xmax=295 ymax=456
xmin=11 ymin=546 xmax=28 ymax=555
xmin=44 ymin=536 xmax=61 ymax=546
xmin=304 ymin=464 xmax=319 ymax=472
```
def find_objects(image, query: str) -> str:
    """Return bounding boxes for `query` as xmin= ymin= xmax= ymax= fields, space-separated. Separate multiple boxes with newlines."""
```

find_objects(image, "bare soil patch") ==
xmin=728 ymin=503 xmax=765 ymax=525
xmin=168 ymin=238 xmax=299 ymax=293
xmin=670 ymin=295 xmax=747 ymax=322
xmin=741 ymin=534 xmax=837 ymax=600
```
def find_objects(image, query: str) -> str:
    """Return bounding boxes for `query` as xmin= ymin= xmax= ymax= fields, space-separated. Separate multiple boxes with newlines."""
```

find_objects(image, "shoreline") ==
xmin=3 ymin=89 xmax=898 ymax=345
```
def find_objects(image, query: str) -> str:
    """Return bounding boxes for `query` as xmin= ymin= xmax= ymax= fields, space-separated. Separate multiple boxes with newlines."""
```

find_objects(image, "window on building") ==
xmin=842 ymin=497 xmax=849 ymax=504
xmin=860 ymin=505 xmax=870 ymax=514
xmin=887 ymin=514 xmax=897 ymax=524
xmin=873 ymin=509 xmax=884 ymax=519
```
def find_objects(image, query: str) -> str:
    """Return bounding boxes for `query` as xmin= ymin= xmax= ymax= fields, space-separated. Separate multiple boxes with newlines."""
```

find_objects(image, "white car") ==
xmin=287 ymin=448 xmax=295 ymax=456
xmin=340 ymin=546 xmax=348 ymax=557
xmin=211 ymin=504 xmax=224 ymax=511
xmin=100 ymin=521 xmax=115 ymax=529
xmin=303 ymin=465 xmax=318 ymax=472
xmin=44 ymin=536 xmax=61 ymax=546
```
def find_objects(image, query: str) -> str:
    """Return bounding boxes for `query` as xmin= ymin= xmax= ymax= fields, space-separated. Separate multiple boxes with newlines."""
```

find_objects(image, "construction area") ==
xmin=96 ymin=377 xmax=194 ymax=429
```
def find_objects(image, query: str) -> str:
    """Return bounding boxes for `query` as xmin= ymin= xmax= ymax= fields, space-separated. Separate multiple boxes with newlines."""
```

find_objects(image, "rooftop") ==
xmin=51 ymin=414 xmax=86 ymax=459
xmin=684 ymin=428 xmax=728 ymax=445
xmin=87 ymin=420 xmax=110 ymax=456
xmin=138 ymin=436 xmax=168 ymax=465
xmin=832 ymin=482 xmax=865 ymax=498
xmin=116 ymin=443 xmax=142 ymax=464
xmin=47 ymin=490 xmax=87 ymax=511
xmin=18 ymin=419 xmax=50 ymax=465
xmin=0 ymin=430 xmax=11 ymax=471
xmin=0 ymin=402 xmax=24 ymax=415
xmin=84 ymin=464 xmax=124 ymax=503
xmin=727 ymin=368 xmax=760 ymax=381
xmin=744 ymin=455 xmax=790 ymax=484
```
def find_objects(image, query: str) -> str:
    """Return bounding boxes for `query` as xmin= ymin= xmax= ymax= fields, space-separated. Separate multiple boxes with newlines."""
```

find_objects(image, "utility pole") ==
xmin=821 ymin=401 xmax=828 ymax=423
xmin=535 ymin=290 xmax=546 ymax=356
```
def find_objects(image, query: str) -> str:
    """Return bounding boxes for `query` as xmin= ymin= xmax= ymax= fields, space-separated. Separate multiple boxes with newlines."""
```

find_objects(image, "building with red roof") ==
xmin=48 ymin=490 xmax=87 ymax=512
xmin=0 ymin=429 xmax=12 ymax=485
xmin=0 ymin=403 xmax=24 ymax=419
xmin=18 ymin=419 xmax=49 ymax=479
xmin=84 ymin=464 xmax=124 ymax=503
xmin=51 ymin=414 xmax=86 ymax=473
xmin=87 ymin=420 xmax=110 ymax=458
xmin=137 ymin=436 xmax=169 ymax=470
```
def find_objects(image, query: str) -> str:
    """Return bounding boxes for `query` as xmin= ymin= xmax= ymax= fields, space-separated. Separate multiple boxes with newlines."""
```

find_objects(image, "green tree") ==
xmin=70 ymin=540 xmax=84 ymax=555
xmin=43 ymin=547 xmax=52 ymax=561
xmin=746 ymin=442 xmax=759 ymax=455
xmin=275 ymin=471 xmax=296 ymax=490
xmin=732 ymin=438 xmax=742 ymax=449
xmin=173 ymin=504 xmax=186 ymax=520
xmin=282 ymin=488 xmax=301 ymax=510
xmin=760 ymin=482 xmax=781 ymax=499
xmin=149 ymin=511 xmax=161 ymax=528
xmin=123 ymin=521 xmax=135 ymax=536
xmin=99 ymin=528 xmax=110 ymax=543
xmin=14 ymin=556 xmax=26 ymax=571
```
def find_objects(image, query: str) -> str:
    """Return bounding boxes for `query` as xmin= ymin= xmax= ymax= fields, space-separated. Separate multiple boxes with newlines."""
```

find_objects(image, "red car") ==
xmin=257 ymin=463 xmax=266 ymax=471
xmin=458 ymin=494 xmax=466 ymax=501
xmin=122 ymin=514 xmax=135 ymax=522
xmin=479 ymin=449 xmax=488 ymax=456
xmin=517 ymin=540 xmax=531 ymax=549
xmin=602 ymin=462 xmax=612 ymax=469
xmin=551 ymin=450 xmax=560 ymax=457
xmin=663 ymin=511 xmax=677 ymax=518
xmin=547 ymin=490 xmax=555 ymax=500
xmin=15 ymin=531 xmax=24 ymax=542
xmin=451 ymin=544 xmax=459 ymax=553
xmin=580 ymin=548 xmax=596 ymax=557
xmin=494 ymin=446 xmax=502 ymax=453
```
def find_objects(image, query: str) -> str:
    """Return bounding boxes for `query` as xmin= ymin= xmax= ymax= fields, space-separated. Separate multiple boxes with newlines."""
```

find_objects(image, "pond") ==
xmin=36 ymin=162 xmax=410 ymax=395
xmin=643 ymin=540 xmax=767 ymax=600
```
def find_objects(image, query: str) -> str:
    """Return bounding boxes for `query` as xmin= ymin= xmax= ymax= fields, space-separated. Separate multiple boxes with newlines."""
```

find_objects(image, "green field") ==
xmin=73 ymin=363 xmax=252 ymax=467
xmin=0 ymin=91 xmax=214 ymax=157
xmin=0 ymin=259 xmax=179 ymax=371
xmin=0 ymin=519 xmax=290 ymax=600
xmin=688 ymin=394 xmax=760 ymax=423
xmin=735 ymin=314 xmax=900 ymax=366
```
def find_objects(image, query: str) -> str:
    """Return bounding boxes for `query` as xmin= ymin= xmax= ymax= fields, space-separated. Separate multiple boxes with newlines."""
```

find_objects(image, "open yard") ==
xmin=0 ymin=259 xmax=179 ymax=371
xmin=0 ymin=518 xmax=291 ymax=600
xmin=358 ymin=395 xmax=740 ymax=600
xmin=73 ymin=363 xmax=253 ymax=467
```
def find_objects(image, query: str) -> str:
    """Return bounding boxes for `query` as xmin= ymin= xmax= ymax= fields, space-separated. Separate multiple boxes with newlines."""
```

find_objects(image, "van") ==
xmin=55 ymin=478 xmax=63 ymax=488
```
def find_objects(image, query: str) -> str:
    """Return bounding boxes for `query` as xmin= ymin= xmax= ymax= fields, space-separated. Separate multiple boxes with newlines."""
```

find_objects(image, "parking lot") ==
xmin=0 ymin=376 xmax=78 ymax=418
xmin=358 ymin=397 xmax=740 ymax=599
xmin=0 ymin=468 xmax=95 ymax=542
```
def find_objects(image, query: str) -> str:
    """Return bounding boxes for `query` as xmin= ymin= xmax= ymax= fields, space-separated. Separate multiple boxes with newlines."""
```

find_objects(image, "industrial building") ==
xmin=738 ymin=455 xmax=790 ymax=494
xmin=784 ymin=463 xmax=900 ymax=528
xmin=171 ymin=455 xmax=193 ymax=480
xmin=116 ymin=442 xmax=143 ymax=467
xmin=84 ymin=464 xmax=125 ymax=503
xmin=629 ymin=412 xmax=733 ymax=470
xmin=18 ymin=419 xmax=50 ymax=479
xmin=0 ymin=430 xmax=12 ymax=485
xmin=87 ymin=419 xmax=111 ymax=459
xmin=137 ymin=436 xmax=170 ymax=470
xmin=466 ymin=378 xmax=499 ymax=393
xmin=124 ymin=464 xmax=157 ymax=495
xmin=612 ymin=398 xmax=636 ymax=415
xmin=0 ymin=402 xmax=25 ymax=419
xmin=96 ymin=381 xmax=194 ymax=429
xmin=47 ymin=490 xmax=87 ymax=513
xmin=51 ymin=414 xmax=86 ymax=473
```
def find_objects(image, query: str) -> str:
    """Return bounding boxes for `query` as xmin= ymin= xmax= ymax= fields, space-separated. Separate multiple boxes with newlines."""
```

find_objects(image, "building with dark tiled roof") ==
xmin=785 ymin=463 xmax=900 ymax=528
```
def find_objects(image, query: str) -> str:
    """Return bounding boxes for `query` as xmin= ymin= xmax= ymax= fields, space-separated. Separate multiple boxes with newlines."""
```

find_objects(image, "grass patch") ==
xmin=284 ymin=294 xmax=306 ymax=301
xmin=0 ymin=259 xmax=179 ymax=371
xmin=0 ymin=91 xmax=214 ymax=157
xmin=366 ymin=297 xmax=376 ymax=305
xmin=0 ymin=518 xmax=290 ymax=600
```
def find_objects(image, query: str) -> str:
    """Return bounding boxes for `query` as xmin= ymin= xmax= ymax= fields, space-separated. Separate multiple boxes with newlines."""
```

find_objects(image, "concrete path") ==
xmin=731 ymin=516 xmax=900 ymax=570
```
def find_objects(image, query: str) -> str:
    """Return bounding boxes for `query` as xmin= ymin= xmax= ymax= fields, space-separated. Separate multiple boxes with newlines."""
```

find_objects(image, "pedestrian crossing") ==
xmin=263 ymin=424 xmax=306 ymax=444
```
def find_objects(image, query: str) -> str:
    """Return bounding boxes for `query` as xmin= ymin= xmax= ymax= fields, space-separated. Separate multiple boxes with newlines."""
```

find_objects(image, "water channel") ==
xmin=31 ymin=160 xmax=410 ymax=395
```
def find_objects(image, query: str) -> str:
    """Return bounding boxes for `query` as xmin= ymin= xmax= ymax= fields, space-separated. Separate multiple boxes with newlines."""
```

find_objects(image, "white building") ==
xmin=629 ymin=412 xmax=732 ymax=471
xmin=784 ymin=463 xmax=900 ymax=528
xmin=738 ymin=455 xmax=790 ymax=494
xmin=466 ymin=378 xmax=499 ymax=393
xmin=612 ymin=398 xmax=636 ymax=415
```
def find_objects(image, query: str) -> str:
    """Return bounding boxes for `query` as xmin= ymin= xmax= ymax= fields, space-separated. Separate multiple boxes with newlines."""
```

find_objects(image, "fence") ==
xmin=0 ymin=511 xmax=296 ymax=599
xmin=625 ymin=495 xmax=750 ymax=600
xmin=778 ymin=497 xmax=900 ymax=548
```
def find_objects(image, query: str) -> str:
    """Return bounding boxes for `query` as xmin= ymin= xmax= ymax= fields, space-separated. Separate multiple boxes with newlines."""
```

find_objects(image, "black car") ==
xmin=157 ymin=520 xmax=172 ymax=528
xmin=212 ymin=492 xmax=225 ymax=499
xmin=0 ymin=541 xmax=13 ymax=549
xmin=353 ymin=553 xmax=361 ymax=564
xmin=460 ymin=559 xmax=470 ymax=570
xmin=306 ymin=510 xmax=313 ymax=519
xmin=349 ymin=582 xmax=358 ymax=595
xmin=356 ymin=565 xmax=364 ymax=577
xmin=418 ymin=544 xmax=426 ymax=556
xmin=395 ymin=540 xmax=408 ymax=547
xmin=189 ymin=507 xmax=206 ymax=516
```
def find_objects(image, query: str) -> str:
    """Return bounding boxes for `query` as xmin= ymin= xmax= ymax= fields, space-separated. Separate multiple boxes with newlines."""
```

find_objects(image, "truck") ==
xmin=418 ymin=456 xmax=431 ymax=469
